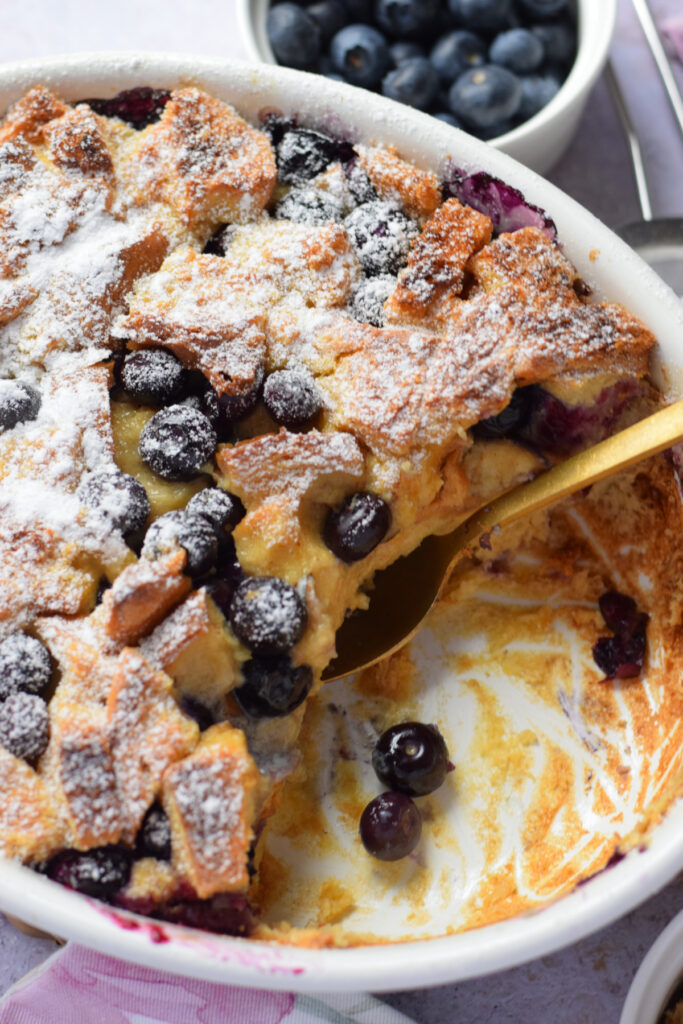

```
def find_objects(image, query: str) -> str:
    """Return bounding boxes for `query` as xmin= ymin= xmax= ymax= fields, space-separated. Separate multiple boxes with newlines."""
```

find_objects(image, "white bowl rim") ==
xmin=0 ymin=51 xmax=681 ymax=994
xmin=235 ymin=0 xmax=618 ymax=152
xmin=620 ymin=908 xmax=683 ymax=1024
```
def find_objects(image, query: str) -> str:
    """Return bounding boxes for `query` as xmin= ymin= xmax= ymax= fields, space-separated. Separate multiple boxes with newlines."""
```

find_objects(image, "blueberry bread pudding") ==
xmin=0 ymin=84 xmax=659 ymax=939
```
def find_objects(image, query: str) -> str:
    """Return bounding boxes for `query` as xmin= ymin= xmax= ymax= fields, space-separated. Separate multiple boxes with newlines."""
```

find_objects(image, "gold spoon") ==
xmin=323 ymin=399 xmax=683 ymax=681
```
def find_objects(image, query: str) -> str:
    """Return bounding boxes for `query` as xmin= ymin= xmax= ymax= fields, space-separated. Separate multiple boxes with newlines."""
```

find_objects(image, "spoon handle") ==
xmin=444 ymin=399 xmax=683 ymax=569
xmin=606 ymin=62 xmax=653 ymax=222
xmin=631 ymin=0 xmax=683 ymax=139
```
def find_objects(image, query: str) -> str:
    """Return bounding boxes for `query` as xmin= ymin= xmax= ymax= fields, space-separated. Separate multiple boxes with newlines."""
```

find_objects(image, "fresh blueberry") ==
xmin=478 ymin=118 xmax=515 ymax=139
xmin=46 ymin=846 xmax=133 ymax=899
xmin=119 ymin=349 xmax=186 ymax=407
xmin=449 ymin=65 xmax=522 ymax=129
xmin=372 ymin=722 xmax=450 ymax=796
xmin=344 ymin=200 xmax=418 ymax=276
xmin=0 ymin=692 xmax=49 ymax=762
xmin=389 ymin=42 xmax=425 ymax=66
xmin=274 ymin=187 xmax=344 ymax=225
xmin=433 ymin=111 xmax=463 ymax=127
xmin=142 ymin=510 xmax=218 ymax=578
xmin=233 ymin=655 xmax=313 ymax=718
xmin=323 ymin=490 xmax=391 ymax=562
xmin=267 ymin=3 xmax=321 ymax=68
xmin=263 ymin=369 xmax=324 ymax=430
xmin=447 ymin=0 xmax=513 ymax=31
xmin=186 ymin=488 xmax=245 ymax=532
xmin=518 ymin=0 xmax=567 ymax=16
xmin=350 ymin=275 xmax=395 ymax=327
xmin=382 ymin=58 xmax=439 ymax=111
xmin=136 ymin=804 xmax=172 ymax=860
xmin=139 ymin=404 xmax=216 ymax=481
xmin=83 ymin=88 xmax=170 ymax=130
xmin=77 ymin=469 xmax=150 ymax=539
xmin=531 ymin=22 xmax=576 ymax=65
xmin=359 ymin=791 xmax=422 ymax=861
xmin=0 ymin=379 xmax=41 ymax=432
xmin=490 ymin=28 xmax=544 ymax=73
xmin=276 ymin=128 xmax=338 ymax=186
xmin=429 ymin=31 xmax=486 ymax=84
xmin=229 ymin=576 xmax=308 ymax=657
xmin=375 ymin=0 xmax=440 ymax=37
xmin=330 ymin=25 xmax=390 ymax=89
xmin=517 ymin=72 xmax=561 ymax=120
xmin=339 ymin=0 xmax=367 ymax=16
xmin=0 ymin=634 xmax=52 ymax=702
xmin=307 ymin=0 xmax=346 ymax=43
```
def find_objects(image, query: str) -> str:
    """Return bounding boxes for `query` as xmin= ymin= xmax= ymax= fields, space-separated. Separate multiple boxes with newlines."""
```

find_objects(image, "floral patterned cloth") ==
xmin=0 ymin=944 xmax=415 ymax=1024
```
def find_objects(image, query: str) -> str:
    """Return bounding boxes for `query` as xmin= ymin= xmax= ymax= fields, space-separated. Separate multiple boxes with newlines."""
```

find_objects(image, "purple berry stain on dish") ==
xmin=592 ymin=591 xmax=649 ymax=681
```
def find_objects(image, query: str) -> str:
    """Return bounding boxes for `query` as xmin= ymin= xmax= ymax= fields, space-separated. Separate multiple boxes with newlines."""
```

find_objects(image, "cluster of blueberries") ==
xmin=266 ymin=0 xmax=576 ymax=140
xmin=361 ymin=721 xmax=451 ymax=860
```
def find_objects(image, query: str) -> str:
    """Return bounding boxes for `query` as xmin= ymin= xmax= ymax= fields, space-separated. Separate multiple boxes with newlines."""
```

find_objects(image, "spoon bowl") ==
xmin=324 ymin=399 xmax=683 ymax=680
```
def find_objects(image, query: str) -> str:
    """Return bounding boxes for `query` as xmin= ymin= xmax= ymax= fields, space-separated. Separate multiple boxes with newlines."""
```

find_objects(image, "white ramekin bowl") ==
xmin=621 ymin=909 xmax=683 ymax=1024
xmin=237 ymin=0 xmax=617 ymax=174
xmin=0 ymin=52 xmax=682 ymax=994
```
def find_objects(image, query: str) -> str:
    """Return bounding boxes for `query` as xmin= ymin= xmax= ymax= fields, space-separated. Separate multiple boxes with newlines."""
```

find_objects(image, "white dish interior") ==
xmin=0 ymin=53 xmax=682 ymax=993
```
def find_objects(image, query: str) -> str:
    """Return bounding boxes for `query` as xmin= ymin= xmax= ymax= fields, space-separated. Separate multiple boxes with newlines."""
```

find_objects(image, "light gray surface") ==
xmin=0 ymin=0 xmax=682 ymax=1020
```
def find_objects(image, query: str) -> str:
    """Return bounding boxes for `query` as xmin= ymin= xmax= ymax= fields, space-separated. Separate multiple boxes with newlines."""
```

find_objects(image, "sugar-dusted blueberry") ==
xmin=215 ymin=365 xmax=266 ymax=428
xmin=344 ymin=159 xmax=377 ymax=205
xmin=186 ymin=488 xmax=245 ymax=532
xmin=78 ymin=469 xmax=150 ymax=539
xmin=490 ymin=28 xmax=544 ymax=74
xmin=517 ymin=73 xmax=561 ymax=121
xmin=330 ymin=25 xmax=390 ymax=89
xmin=0 ymin=634 xmax=52 ymax=701
xmin=83 ymin=87 xmax=170 ymax=129
xmin=344 ymin=200 xmax=417 ymax=276
xmin=263 ymin=369 xmax=324 ymax=430
xmin=308 ymin=0 xmax=347 ymax=43
xmin=389 ymin=42 xmax=425 ymax=66
xmin=142 ymin=510 xmax=218 ymax=578
xmin=276 ymin=128 xmax=337 ymax=186
xmin=324 ymin=490 xmax=391 ymax=563
xmin=382 ymin=58 xmax=439 ymax=111
xmin=267 ymin=3 xmax=321 ymax=69
xmin=375 ymin=0 xmax=440 ymax=37
xmin=429 ymin=30 xmax=486 ymax=83
xmin=46 ymin=845 xmax=133 ymax=899
xmin=448 ymin=0 xmax=513 ymax=30
xmin=274 ymin=187 xmax=344 ymax=226
xmin=0 ymin=692 xmax=49 ymax=762
xmin=0 ymin=379 xmax=41 ymax=433
xmin=229 ymin=576 xmax=307 ymax=656
xmin=233 ymin=655 xmax=313 ymax=718
xmin=449 ymin=65 xmax=522 ymax=129
xmin=136 ymin=804 xmax=172 ymax=860
xmin=472 ymin=387 xmax=534 ymax=440
xmin=350 ymin=275 xmax=395 ymax=327
xmin=360 ymin=791 xmax=422 ymax=861
xmin=120 ymin=349 xmax=186 ymax=407
xmin=139 ymin=404 xmax=216 ymax=481
xmin=372 ymin=722 xmax=450 ymax=796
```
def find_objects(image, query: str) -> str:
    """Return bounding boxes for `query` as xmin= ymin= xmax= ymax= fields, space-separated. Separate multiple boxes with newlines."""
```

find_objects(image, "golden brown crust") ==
xmin=100 ymin=550 xmax=191 ymax=647
xmin=43 ymin=106 xmax=114 ymax=181
xmin=0 ymin=86 xmax=68 ymax=145
xmin=357 ymin=145 xmax=442 ymax=222
xmin=125 ymin=88 xmax=276 ymax=232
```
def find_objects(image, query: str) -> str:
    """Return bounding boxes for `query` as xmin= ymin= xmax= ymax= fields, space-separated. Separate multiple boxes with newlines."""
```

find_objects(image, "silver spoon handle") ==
xmin=605 ymin=61 xmax=653 ymax=221
xmin=631 ymin=0 xmax=683 ymax=139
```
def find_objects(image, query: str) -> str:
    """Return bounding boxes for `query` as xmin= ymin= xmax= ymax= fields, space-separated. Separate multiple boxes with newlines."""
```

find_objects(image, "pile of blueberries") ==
xmin=266 ymin=0 xmax=576 ymax=140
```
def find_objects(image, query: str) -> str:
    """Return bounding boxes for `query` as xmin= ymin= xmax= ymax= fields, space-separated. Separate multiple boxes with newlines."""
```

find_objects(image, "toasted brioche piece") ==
xmin=467 ymin=226 xmax=583 ymax=297
xmin=162 ymin=724 xmax=265 ymax=898
xmin=0 ymin=746 xmax=65 ymax=861
xmin=43 ymin=106 xmax=115 ymax=184
xmin=0 ymin=86 xmax=68 ymax=145
xmin=123 ymin=88 xmax=276 ymax=233
xmin=100 ymin=550 xmax=191 ymax=647
xmin=356 ymin=145 xmax=442 ymax=222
